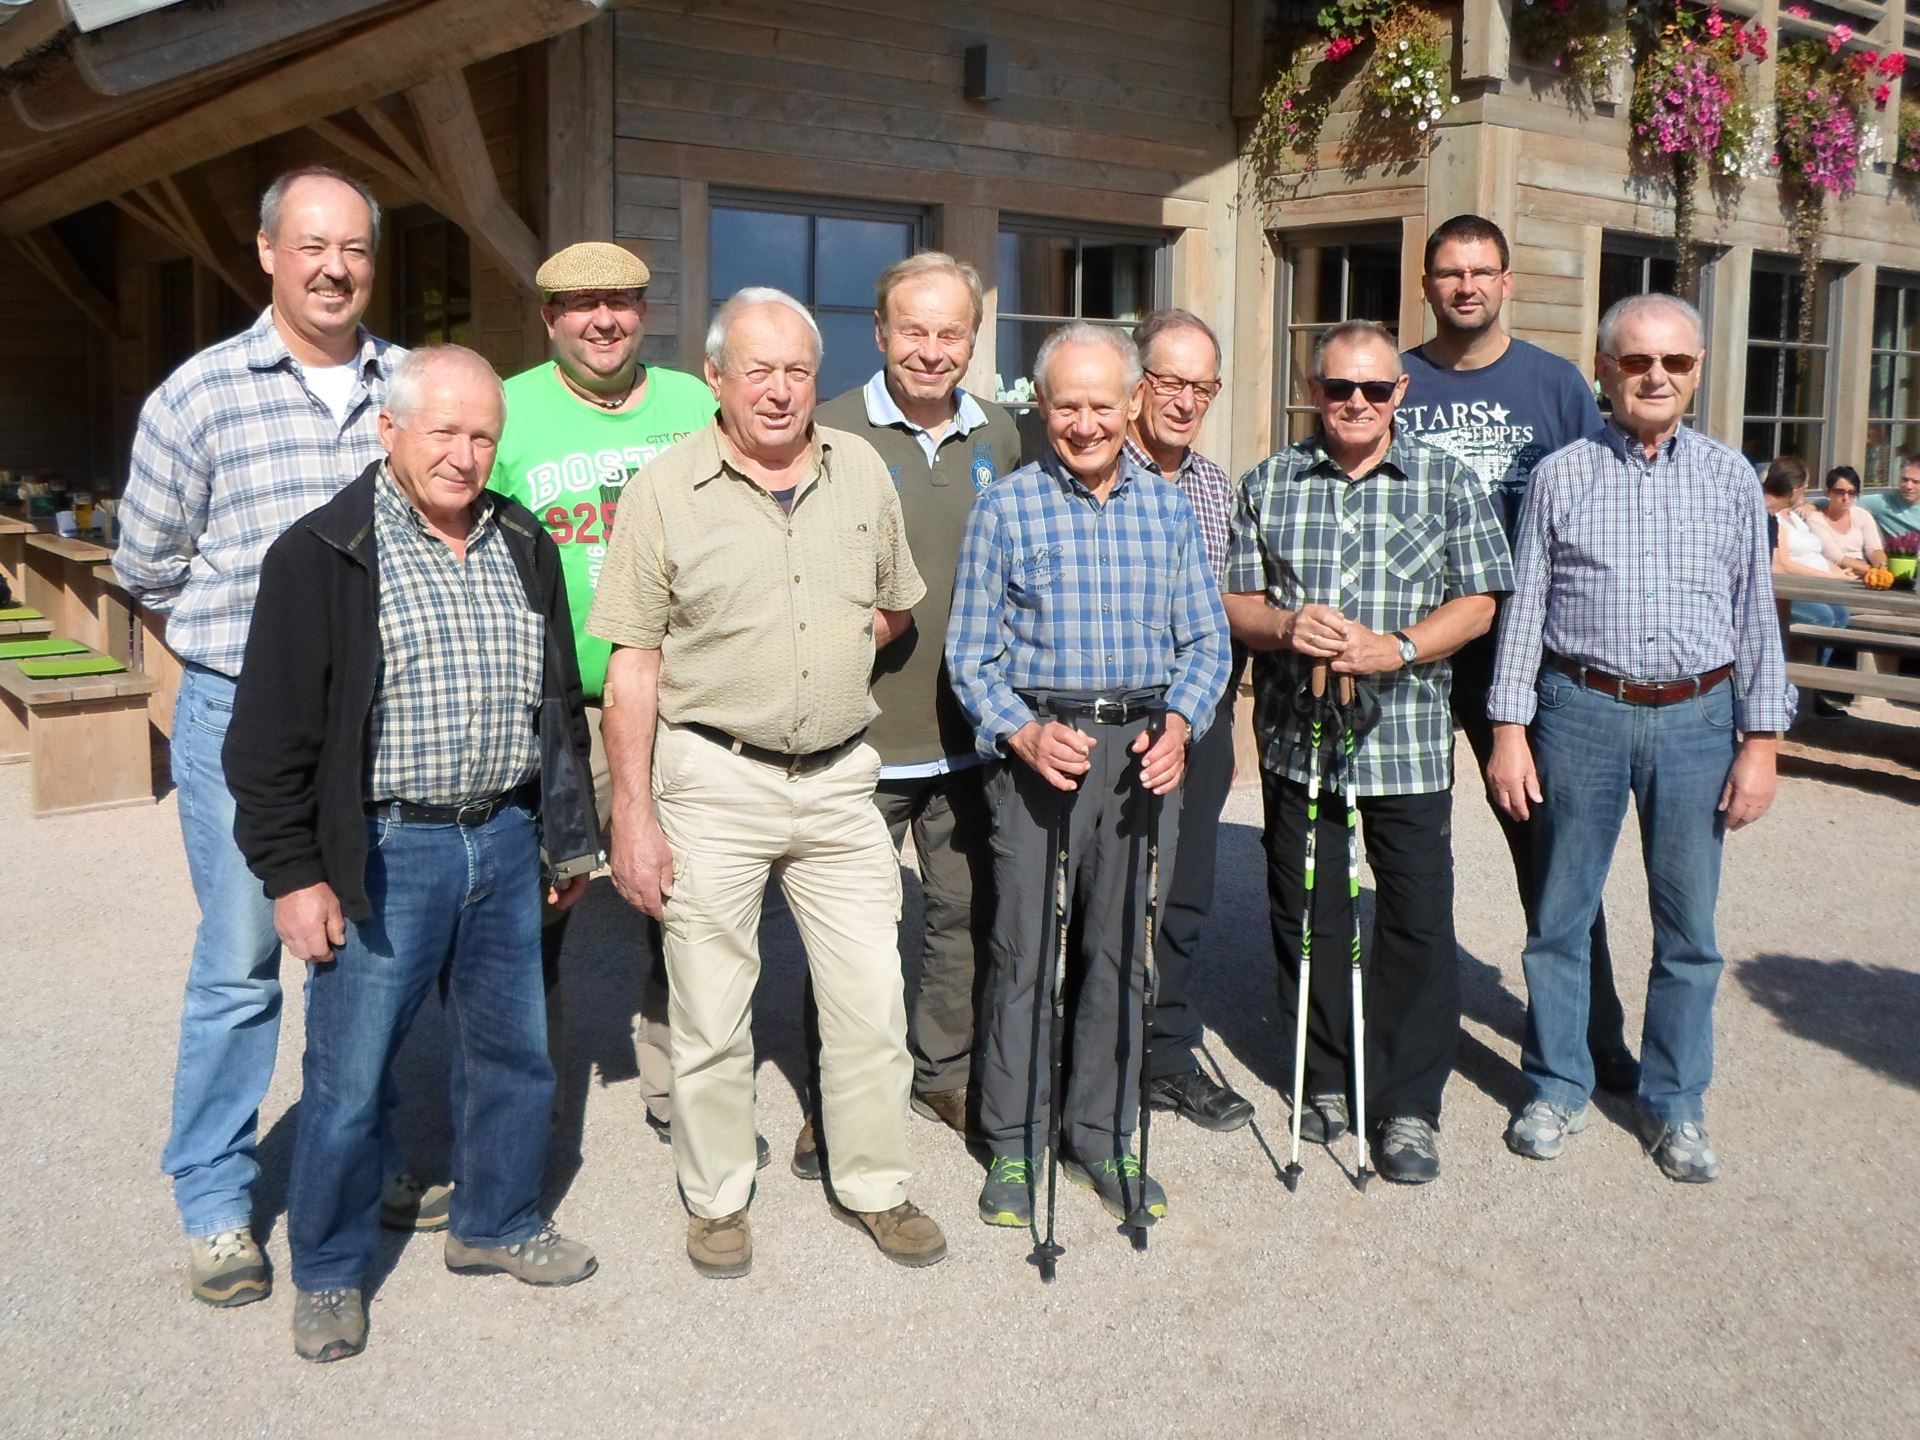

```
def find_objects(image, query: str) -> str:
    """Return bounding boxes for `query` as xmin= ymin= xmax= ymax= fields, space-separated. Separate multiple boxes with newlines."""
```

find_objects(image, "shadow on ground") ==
xmin=1736 ymin=952 xmax=1920 ymax=1093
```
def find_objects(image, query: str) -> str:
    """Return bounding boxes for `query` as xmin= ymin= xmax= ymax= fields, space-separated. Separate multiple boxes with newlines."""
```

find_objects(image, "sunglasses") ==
xmin=1605 ymin=352 xmax=1700 ymax=376
xmin=1828 ymin=486 xmax=1858 ymax=497
xmin=1318 ymin=377 xmax=1398 ymax=404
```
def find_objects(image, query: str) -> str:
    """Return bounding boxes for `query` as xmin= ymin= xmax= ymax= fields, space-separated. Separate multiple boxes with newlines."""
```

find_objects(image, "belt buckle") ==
xmin=454 ymin=798 xmax=491 ymax=826
xmin=1090 ymin=697 xmax=1123 ymax=723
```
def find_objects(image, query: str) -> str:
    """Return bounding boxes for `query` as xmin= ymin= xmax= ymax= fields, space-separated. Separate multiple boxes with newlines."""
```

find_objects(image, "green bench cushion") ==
xmin=0 ymin=637 xmax=88 ymax=659
xmin=17 ymin=655 xmax=128 ymax=679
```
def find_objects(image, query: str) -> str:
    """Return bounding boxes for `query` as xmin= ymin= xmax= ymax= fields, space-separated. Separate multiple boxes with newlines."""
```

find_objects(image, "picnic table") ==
xmin=1770 ymin=573 xmax=1920 ymax=705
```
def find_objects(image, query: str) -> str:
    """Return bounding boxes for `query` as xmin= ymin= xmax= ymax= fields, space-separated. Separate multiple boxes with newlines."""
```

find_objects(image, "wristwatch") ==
xmin=1393 ymin=630 xmax=1418 ymax=666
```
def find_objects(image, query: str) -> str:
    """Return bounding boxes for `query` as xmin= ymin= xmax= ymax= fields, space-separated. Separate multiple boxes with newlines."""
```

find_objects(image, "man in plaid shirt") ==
xmin=111 ymin=167 xmax=408 ymax=1306
xmin=1224 ymin=319 xmax=1512 ymax=1185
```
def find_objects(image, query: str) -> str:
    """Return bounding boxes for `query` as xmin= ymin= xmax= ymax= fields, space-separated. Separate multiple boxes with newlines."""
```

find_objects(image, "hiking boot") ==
xmin=978 ymin=1155 xmax=1035 ymax=1227
xmin=1148 ymin=1070 xmax=1254 ymax=1133
xmin=791 ymin=1119 xmax=825 ymax=1181
xmin=1374 ymin=1116 xmax=1441 ymax=1185
xmin=187 ymin=1229 xmax=270 ymax=1307
xmin=910 ymin=1086 xmax=971 ymax=1136
xmin=291 ymin=1288 xmax=366 ymax=1364
xmin=444 ymin=1221 xmax=597 ymax=1286
xmin=835 ymin=1199 xmax=948 ymax=1268
xmin=1062 ymin=1153 xmax=1167 ymax=1222
xmin=649 ymin=1111 xmax=773 ymax=1171
xmin=686 ymin=1209 xmax=752 ymax=1279
xmin=1505 ymin=1099 xmax=1591 ymax=1161
xmin=380 ymin=1171 xmax=453 ymax=1232
xmin=1593 ymin=1047 xmax=1642 ymax=1095
xmin=1638 ymin=1115 xmax=1720 ymax=1183
xmin=1292 ymin=1092 xmax=1349 ymax=1145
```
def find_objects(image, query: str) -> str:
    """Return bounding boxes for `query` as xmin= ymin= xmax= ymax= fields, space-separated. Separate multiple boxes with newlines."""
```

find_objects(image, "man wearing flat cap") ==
xmin=491 ymin=241 xmax=717 ymax=1152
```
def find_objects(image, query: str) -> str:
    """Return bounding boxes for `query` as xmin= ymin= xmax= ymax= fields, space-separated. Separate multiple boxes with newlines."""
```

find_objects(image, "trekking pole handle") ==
xmin=1311 ymin=661 xmax=1329 ymax=698
xmin=1339 ymin=674 xmax=1355 ymax=706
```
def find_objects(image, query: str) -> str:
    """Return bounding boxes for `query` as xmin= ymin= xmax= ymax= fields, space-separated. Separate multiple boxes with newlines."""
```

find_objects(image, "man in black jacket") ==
xmin=225 ymin=345 xmax=600 ymax=1363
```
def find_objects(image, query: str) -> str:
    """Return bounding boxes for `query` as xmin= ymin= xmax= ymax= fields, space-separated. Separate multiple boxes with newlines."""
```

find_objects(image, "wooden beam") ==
xmin=307 ymin=108 xmax=446 ymax=208
xmin=0 ymin=0 xmax=608 ymax=234
xmin=11 ymin=230 xmax=120 ymax=335
xmin=112 ymin=179 xmax=262 ymax=305
xmin=68 ymin=0 xmax=397 ymax=98
xmin=406 ymin=69 xmax=541 ymax=291
xmin=540 ymin=12 xmax=614 ymax=249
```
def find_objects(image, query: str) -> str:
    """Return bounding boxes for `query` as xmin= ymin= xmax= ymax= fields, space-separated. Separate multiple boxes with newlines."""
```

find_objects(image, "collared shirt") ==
xmin=1489 ymin=422 xmax=1793 ymax=732
xmin=1124 ymin=435 xmax=1233 ymax=586
xmin=1227 ymin=428 xmax=1514 ymax=796
xmin=587 ymin=421 xmax=926 ymax=754
xmin=945 ymin=450 xmax=1230 ymax=760
xmin=862 ymin=371 xmax=992 ymax=466
xmin=112 ymin=308 xmax=400 ymax=676
xmin=365 ymin=469 xmax=544 ymax=806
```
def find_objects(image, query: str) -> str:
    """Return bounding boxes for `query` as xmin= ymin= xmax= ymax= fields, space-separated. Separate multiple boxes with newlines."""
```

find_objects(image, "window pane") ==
xmin=1780 ymin=349 xmax=1826 ymax=419
xmin=1874 ymin=282 xmax=1900 ymax=351
xmin=1775 ymin=422 xmax=1821 ymax=462
xmin=1870 ymin=353 xmax=1896 ymax=416
xmin=1648 ymin=255 xmax=1677 ymax=294
xmin=710 ymin=207 xmax=810 ymax=300
xmin=1079 ymin=240 xmax=1156 ymax=321
xmin=993 ymin=318 xmax=1052 ymax=407
xmin=816 ymin=310 xmax=878 ymax=400
xmin=1292 ymin=247 xmax=1344 ymax=326
xmin=1749 ymin=269 xmax=1792 ymax=342
xmin=997 ymin=231 xmax=1021 ymax=316
xmin=1744 ymin=346 xmax=1782 ymax=417
xmin=1598 ymin=252 xmax=1643 ymax=318
xmin=816 ymin=217 xmax=912 ymax=310
xmin=1288 ymin=330 xmax=1320 ymax=410
xmin=1741 ymin=421 xmax=1773 ymax=463
xmin=1004 ymin=232 xmax=1075 ymax=317
xmin=1347 ymin=242 xmax=1400 ymax=324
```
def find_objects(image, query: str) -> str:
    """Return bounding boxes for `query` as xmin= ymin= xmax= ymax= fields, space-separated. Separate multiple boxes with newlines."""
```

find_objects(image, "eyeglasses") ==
xmin=1429 ymin=267 xmax=1506 ymax=284
xmin=1605 ymin=352 xmax=1700 ymax=376
xmin=1143 ymin=369 xmax=1222 ymax=403
xmin=1828 ymin=486 xmax=1859 ymax=497
xmin=1317 ymin=377 xmax=1399 ymax=404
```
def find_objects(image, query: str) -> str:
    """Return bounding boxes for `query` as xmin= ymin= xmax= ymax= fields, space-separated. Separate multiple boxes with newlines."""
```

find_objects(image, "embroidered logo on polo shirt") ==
xmin=971 ymin=442 xmax=996 ymax=492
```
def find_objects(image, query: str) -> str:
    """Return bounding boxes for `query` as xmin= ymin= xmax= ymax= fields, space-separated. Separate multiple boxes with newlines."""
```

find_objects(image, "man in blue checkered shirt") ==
xmin=1224 ymin=319 xmax=1513 ymax=1186
xmin=110 ymin=167 xmax=408 ymax=1307
xmin=948 ymin=322 xmax=1228 ymax=1234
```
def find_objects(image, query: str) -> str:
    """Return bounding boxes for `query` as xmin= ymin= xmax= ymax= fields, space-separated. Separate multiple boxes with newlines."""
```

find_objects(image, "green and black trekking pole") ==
xmin=1283 ymin=662 xmax=1330 ymax=1194
xmin=1029 ymin=767 xmax=1075 ymax=1283
xmin=1127 ymin=710 xmax=1166 ymax=1252
xmin=1338 ymin=674 xmax=1372 ymax=1194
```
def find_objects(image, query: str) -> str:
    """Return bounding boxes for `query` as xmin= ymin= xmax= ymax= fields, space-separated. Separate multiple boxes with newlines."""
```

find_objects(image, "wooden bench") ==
xmin=0 ymin=613 xmax=54 ymax=638
xmin=0 ymin=657 xmax=157 ymax=816
xmin=1786 ymin=661 xmax=1920 ymax=706
xmin=1789 ymin=624 xmax=1920 ymax=659
xmin=23 ymin=534 xmax=115 ymax=652
xmin=0 ymin=513 xmax=36 ymax=596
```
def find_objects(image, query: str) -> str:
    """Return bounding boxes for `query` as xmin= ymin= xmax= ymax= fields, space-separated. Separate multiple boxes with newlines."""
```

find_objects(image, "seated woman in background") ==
xmin=1763 ymin=456 xmax=1855 ymax=714
xmin=1807 ymin=466 xmax=1886 ymax=578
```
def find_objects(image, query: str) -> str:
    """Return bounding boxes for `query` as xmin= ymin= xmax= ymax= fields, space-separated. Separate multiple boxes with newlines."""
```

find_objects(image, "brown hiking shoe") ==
xmin=291 ymin=1288 xmax=366 ymax=1363
xmin=444 ymin=1221 xmax=597 ymax=1286
xmin=379 ymin=1171 xmax=453 ymax=1232
xmin=835 ymin=1199 xmax=948 ymax=1268
xmin=187 ymin=1229 xmax=270 ymax=1307
xmin=687 ymin=1209 xmax=752 ymax=1279
xmin=910 ymin=1087 xmax=970 ymax=1136
xmin=790 ymin=1119 xmax=825 ymax=1181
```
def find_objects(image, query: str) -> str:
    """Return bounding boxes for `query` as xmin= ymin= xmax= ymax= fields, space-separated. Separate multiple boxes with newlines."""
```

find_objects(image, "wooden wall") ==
xmin=0 ymin=243 xmax=112 ymax=485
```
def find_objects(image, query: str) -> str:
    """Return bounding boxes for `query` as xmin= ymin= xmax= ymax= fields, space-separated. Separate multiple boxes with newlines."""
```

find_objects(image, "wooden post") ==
xmin=1704 ymin=243 xmax=1753 ymax=449
xmin=1830 ymin=261 xmax=1875 ymax=477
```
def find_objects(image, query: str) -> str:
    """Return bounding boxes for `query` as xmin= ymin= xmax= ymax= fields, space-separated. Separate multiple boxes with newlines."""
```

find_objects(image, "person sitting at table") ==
xmin=1763 ymin=457 xmax=1854 ymax=714
xmin=1807 ymin=466 xmax=1885 ymax=578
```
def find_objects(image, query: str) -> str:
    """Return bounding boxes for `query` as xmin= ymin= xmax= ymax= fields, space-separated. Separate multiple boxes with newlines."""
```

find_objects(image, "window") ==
xmin=1277 ymin=235 xmax=1400 ymax=444
xmin=1743 ymin=261 xmax=1832 ymax=467
xmin=1596 ymin=236 xmax=1705 ymax=419
xmin=394 ymin=207 xmax=472 ymax=347
xmin=1869 ymin=273 xmax=1920 ymax=486
xmin=994 ymin=221 xmax=1168 ymax=453
xmin=709 ymin=196 xmax=921 ymax=400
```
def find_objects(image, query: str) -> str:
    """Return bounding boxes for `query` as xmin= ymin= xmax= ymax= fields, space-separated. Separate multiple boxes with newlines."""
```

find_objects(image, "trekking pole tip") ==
xmin=1354 ymin=1168 xmax=1372 ymax=1194
xmin=1282 ymin=1162 xmax=1302 ymax=1193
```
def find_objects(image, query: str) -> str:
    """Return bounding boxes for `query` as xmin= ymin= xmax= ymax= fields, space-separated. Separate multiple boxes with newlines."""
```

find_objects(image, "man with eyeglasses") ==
xmin=1225 ymin=320 xmax=1513 ymax=1185
xmin=1488 ymin=293 xmax=1790 ymax=1183
xmin=1861 ymin=452 xmax=1920 ymax=540
xmin=1397 ymin=215 xmax=1639 ymax=1098
xmin=1121 ymin=308 xmax=1255 ymax=1135
xmin=490 ymin=242 xmax=719 ymax=1168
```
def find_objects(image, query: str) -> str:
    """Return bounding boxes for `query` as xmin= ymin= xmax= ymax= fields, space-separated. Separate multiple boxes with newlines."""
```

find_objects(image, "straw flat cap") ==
xmin=536 ymin=242 xmax=651 ymax=294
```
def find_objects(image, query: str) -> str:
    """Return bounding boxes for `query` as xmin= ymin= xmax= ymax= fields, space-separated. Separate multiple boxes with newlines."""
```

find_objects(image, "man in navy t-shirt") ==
xmin=1399 ymin=214 xmax=1638 ymax=1096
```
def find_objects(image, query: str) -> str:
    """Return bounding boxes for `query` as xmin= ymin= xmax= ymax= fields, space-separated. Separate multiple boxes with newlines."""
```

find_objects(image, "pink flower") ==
xmin=1848 ymin=52 xmax=1875 ymax=75
xmin=1828 ymin=24 xmax=1852 ymax=53
xmin=1875 ymin=83 xmax=1892 ymax=108
xmin=1879 ymin=53 xmax=1908 ymax=77
xmin=1325 ymin=35 xmax=1356 ymax=62
xmin=1706 ymin=11 xmax=1724 ymax=37
xmin=1785 ymin=5 xmax=1811 ymax=17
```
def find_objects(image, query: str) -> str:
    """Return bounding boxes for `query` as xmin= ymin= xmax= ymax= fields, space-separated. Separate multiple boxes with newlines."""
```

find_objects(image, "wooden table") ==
xmin=23 ymin=534 xmax=114 ymax=650
xmin=1773 ymin=573 xmax=1920 ymax=704
xmin=1772 ymin=573 xmax=1920 ymax=621
xmin=0 ymin=658 xmax=157 ymax=816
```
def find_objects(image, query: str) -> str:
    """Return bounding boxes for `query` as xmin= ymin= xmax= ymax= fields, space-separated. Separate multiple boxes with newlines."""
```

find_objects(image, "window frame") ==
xmin=1742 ymin=256 xmax=1836 ymax=470
xmin=1869 ymin=269 xmax=1920 ymax=487
xmin=1273 ymin=228 xmax=1404 ymax=447
xmin=392 ymin=205 xmax=473 ymax=350
xmin=1595 ymin=233 xmax=1715 ymax=423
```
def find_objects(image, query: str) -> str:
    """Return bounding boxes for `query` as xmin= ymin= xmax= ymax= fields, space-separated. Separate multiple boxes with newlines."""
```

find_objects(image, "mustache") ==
xmin=308 ymin=279 xmax=354 ymax=297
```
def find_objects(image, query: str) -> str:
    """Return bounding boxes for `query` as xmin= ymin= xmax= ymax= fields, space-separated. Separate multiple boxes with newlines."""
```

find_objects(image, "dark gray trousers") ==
xmin=1147 ymin=692 xmax=1235 ymax=1077
xmin=977 ymin=713 xmax=1181 ymax=1162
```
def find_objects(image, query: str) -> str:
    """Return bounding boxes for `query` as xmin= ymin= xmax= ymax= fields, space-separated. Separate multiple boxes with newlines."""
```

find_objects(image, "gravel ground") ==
xmin=3 ymin=709 xmax=1917 ymax=1439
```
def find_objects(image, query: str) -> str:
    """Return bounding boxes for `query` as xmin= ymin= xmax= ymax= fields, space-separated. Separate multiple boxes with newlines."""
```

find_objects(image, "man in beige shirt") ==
xmin=589 ymin=286 xmax=947 ymax=1278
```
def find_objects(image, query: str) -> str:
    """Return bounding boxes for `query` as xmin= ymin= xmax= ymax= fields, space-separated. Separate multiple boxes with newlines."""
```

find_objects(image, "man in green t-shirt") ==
xmin=1862 ymin=453 xmax=1920 ymax=541
xmin=492 ymin=242 xmax=717 ymax=1148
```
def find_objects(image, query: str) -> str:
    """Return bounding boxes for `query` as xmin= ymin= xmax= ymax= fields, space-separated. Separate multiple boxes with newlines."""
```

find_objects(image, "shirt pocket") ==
xmin=1120 ymin=558 xmax=1174 ymax=630
xmin=488 ymin=607 xmax=546 ymax=712
xmin=1383 ymin=512 xmax=1446 ymax=584
xmin=834 ymin=524 xmax=879 ymax=609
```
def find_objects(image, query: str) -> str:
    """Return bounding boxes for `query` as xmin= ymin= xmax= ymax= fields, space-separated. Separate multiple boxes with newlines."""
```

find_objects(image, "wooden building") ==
xmin=0 ymin=0 xmax=1916 ymax=492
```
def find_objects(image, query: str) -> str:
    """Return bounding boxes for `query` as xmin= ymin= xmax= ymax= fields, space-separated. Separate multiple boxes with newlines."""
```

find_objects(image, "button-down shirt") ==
xmin=1123 ymin=436 xmax=1233 ymax=588
xmin=1489 ymin=422 xmax=1792 ymax=732
xmin=946 ymin=450 xmax=1230 ymax=760
xmin=364 ymin=470 xmax=544 ymax=806
xmin=112 ymin=309 xmax=400 ymax=676
xmin=587 ymin=421 xmax=925 ymax=754
xmin=863 ymin=371 xmax=992 ymax=466
xmin=1227 ymin=428 xmax=1514 ymax=796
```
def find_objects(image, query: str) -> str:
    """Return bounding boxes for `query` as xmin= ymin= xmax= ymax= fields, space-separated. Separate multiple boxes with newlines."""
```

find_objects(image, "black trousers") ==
xmin=1262 ymin=770 xmax=1457 ymax=1127
xmin=1449 ymin=628 xmax=1628 ymax=1056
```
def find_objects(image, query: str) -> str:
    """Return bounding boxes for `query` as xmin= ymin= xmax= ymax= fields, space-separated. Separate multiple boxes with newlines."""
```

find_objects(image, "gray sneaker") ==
xmin=1638 ymin=1115 xmax=1720 ymax=1183
xmin=292 ymin=1288 xmax=366 ymax=1363
xmin=187 ymin=1229 xmax=270 ymax=1307
xmin=1062 ymin=1154 xmax=1168 ymax=1221
xmin=444 ymin=1221 xmax=597 ymax=1285
xmin=1374 ymin=1116 xmax=1440 ymax=1184
xmin=1506 ymin=1099 xmax=1591 ymax=1161
xmin=1294 ymin=1092 xmax=1349 ymax=1144
xmin=379 ymin=1171 xmax=453 ymax=1232
xmin=978 ymin=1155 xmax=1034 ymax=1228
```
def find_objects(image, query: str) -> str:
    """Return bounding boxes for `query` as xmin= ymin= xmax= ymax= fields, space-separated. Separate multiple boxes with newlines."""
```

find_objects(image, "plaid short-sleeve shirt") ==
xmin=1226 ymin=428 xmax=1514 ymax=796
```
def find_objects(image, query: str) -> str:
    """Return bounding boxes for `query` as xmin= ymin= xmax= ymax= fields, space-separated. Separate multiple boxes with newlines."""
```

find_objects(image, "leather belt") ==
xmin=366 ymin=779 xmax=538 ymax=826
xmin=684 ymin=721 xmax=865 ymax=776
xmin=1017 ymin=687 xmax=1168 ymax=725
xmin=1546 ymin=653 xmax=1733 ymax=707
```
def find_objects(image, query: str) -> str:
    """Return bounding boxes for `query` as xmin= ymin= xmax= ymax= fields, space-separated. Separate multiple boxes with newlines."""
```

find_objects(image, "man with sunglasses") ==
xmin=1121 ymin=308 xmax=1255 ymax=1134
xmin=1225 ymin=320 xmax=1513 ymax=1185
xmin=1398 ymin=215 xmax=1638 ymax=1097
xmin=1488 ymin=293 xmax=1790 ymax=1183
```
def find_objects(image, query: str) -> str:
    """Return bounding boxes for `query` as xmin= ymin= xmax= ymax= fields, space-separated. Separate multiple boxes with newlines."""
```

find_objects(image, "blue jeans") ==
xmin=162 ymin=664 xmax=286 ymax=1238
xmin=1788 ymin=600 xmax=1849 ymax=668
xmin=289 ymin=803 xmax=552 ymax=1291
xmin=1520 ymin=671 xmax=1736 ymax=1125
